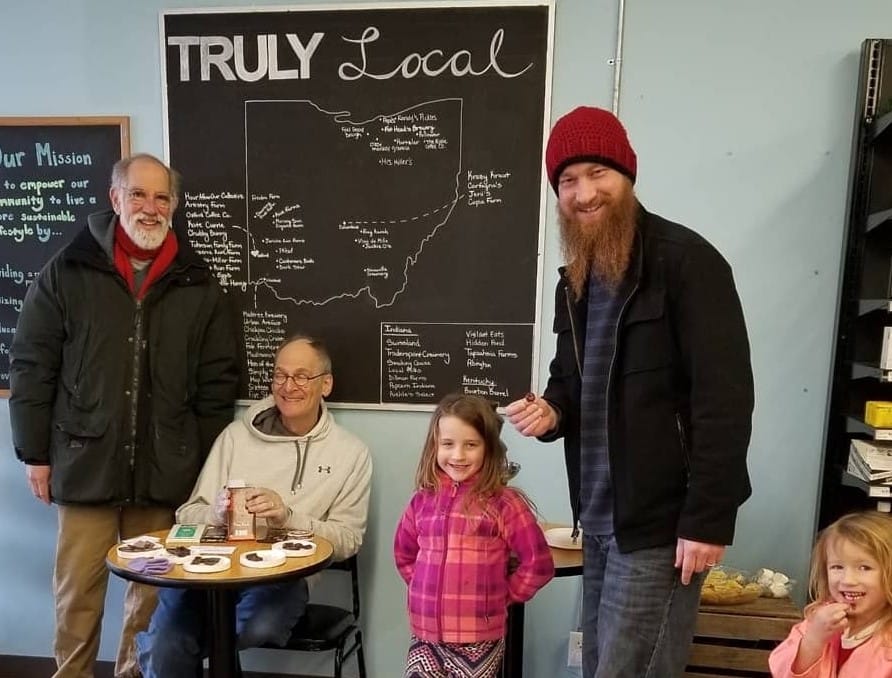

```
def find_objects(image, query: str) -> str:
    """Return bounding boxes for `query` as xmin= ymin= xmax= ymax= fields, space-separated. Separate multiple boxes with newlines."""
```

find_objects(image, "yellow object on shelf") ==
xmin=866 ymin=401 xmax=892 ymax=428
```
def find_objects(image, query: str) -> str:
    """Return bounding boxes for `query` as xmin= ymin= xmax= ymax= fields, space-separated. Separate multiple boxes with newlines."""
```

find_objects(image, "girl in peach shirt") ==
xmin=770 ymin=511 xmax=892 ymax=677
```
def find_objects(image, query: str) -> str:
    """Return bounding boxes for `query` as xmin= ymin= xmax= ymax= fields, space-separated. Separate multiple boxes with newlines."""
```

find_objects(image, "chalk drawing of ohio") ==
xmin=245 ymin=99 xmax=462 ymax=308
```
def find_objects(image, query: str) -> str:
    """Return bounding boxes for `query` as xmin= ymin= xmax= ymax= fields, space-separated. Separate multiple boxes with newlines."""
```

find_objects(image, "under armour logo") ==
xmin=318 ymin=465 xmax=331 ymax=474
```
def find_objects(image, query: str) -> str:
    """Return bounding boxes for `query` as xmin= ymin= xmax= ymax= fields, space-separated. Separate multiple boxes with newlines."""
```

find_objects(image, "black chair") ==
xmin=264 ymin=554 xmax=367 ymax=678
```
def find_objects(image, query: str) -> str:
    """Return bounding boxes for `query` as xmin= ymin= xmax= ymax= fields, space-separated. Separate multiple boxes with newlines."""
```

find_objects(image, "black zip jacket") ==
xmin=10 ymin=211 xmax=241 ymax=508
xmin=541 ymin=207 xmax=754 ymax=552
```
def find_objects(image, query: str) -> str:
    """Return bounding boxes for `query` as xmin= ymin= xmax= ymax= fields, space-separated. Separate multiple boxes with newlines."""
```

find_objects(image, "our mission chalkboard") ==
xmin=0 ymin=117 xmax=130 ymax=395
xmin=162 ymin=2 xmax=552 ymax=408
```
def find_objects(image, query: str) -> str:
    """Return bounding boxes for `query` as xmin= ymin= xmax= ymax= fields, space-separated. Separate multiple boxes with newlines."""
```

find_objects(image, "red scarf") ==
xmin=113 ymin=221 xmax=179 ymax=300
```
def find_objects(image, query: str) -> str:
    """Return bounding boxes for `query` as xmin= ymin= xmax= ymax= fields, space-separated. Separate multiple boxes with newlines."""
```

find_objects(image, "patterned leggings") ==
xmin=405 ymin=635 xmax=505 ymax=678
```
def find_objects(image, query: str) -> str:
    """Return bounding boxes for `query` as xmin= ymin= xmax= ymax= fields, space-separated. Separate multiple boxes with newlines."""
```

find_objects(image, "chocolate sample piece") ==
xmin=282 ymin=541 xmax=313 ymax=551
xmin=119 ymin=540 xmax=158 ymax=552
xmin=191 ymin=556 xmax=220 ymax=566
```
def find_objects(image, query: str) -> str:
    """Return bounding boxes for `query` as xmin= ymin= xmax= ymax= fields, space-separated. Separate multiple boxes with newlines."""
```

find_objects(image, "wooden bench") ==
xmin=684 ymin=596 xmax=801 ymax=678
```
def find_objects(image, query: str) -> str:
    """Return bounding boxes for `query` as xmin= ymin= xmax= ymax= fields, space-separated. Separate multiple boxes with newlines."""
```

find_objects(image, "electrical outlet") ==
xmin=567 ymin=630 xmax=583 ymax=667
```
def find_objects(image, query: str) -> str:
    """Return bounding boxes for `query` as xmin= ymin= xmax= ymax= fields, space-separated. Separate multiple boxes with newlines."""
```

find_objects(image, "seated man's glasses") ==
xmin=272 ymin=371 xmax=328 ymax=388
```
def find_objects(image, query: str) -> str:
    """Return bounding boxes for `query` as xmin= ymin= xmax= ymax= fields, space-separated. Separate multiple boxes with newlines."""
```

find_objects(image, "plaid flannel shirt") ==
xmin=394 ymin=477 xmax=554 ymax=643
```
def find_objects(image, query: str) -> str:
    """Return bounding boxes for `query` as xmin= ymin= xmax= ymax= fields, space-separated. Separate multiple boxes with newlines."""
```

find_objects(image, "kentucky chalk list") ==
xmin=163 ymin=3 xmax=551 ymax=408
xmin=0 ymin=118 xmax=128 ymax=393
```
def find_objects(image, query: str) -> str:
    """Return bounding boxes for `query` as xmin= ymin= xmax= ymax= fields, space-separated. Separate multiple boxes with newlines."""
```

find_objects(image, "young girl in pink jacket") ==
xmin=394 ymin=393 xmax=554 ymax=677
xmin=769 ymin=511 xmax=892 ymax=677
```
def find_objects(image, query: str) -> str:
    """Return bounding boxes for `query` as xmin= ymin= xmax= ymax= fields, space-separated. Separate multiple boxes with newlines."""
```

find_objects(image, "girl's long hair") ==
xmin=806 ymin=511 xmax=892 ymax=643
xmin=415 ymin=393 xmax=535 ymax=515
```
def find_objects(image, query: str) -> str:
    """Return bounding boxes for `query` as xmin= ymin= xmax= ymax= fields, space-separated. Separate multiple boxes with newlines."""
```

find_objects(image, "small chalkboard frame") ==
xmin=0 ymin=115 xmax=130 ymax=397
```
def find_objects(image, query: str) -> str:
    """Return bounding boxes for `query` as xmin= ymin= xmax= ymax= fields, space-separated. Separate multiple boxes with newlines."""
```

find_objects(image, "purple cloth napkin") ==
xmin=127 ymin=557 xmax=173 ymax=575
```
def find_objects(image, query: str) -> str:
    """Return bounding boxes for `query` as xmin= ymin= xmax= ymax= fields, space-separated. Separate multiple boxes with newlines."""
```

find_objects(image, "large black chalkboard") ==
xmin=162 ymin=3 xmax=552 ymax=408
xmin=0 ymin=117 xmax=130 ymax=395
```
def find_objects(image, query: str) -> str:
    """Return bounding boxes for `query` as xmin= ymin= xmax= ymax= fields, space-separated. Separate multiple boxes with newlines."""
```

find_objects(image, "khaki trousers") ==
xmin=53 ymin=504 xmax=174 ymax=678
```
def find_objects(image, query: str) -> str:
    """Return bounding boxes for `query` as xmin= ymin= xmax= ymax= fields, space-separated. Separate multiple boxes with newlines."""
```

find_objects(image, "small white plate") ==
xmin=240 ymin=550 xmax=287 ymax=569
xmin=182 ymin=555 xmax=231 ymax=573
xmin=544 ymin=527 xmax=583 ymax=551
xmin=272 ymin=540 xmax=317 ymax=557
xmin=116 ymin=536 xmax=165 ymax=559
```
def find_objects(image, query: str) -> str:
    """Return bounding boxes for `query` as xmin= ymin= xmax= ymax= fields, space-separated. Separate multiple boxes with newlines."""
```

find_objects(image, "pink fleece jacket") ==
xmin=769 ymin=619 xmax=892 ymax=677
xmin=393 ymin=475 xmax=554 ymax=643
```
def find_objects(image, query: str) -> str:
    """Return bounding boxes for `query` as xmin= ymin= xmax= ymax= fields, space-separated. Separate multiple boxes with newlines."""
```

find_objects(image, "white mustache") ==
xmin=135 ymin=212 xmax=168 ymax=227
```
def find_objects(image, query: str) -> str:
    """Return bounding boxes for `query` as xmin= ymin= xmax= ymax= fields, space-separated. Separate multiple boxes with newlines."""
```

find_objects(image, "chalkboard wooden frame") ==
xmin=0 ymin=115 xmax=130 ymax=397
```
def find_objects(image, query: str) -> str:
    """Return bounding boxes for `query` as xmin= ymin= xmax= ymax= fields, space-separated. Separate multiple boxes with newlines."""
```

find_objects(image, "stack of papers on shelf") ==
xmin=849 ymin=439 xmax=892 ymax=482
xmin=850 ymin=439 xmax=892 ymax=471
xmin=882 ymin=328 xmax=892 ymax=370
xmin=845 ymin=461 xmax=892 ymax=498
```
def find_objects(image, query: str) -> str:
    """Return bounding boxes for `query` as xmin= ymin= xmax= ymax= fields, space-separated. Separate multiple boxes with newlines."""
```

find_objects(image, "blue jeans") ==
xmin=136 ymin=579 xmax=309 ymax=678
xmin=582 ymin=534 xmax=705 ymax=678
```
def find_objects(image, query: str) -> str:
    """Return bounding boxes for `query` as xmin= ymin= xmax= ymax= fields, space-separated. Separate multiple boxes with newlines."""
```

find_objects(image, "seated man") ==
xmin=136 ymin=334 xmax=373 ymax=678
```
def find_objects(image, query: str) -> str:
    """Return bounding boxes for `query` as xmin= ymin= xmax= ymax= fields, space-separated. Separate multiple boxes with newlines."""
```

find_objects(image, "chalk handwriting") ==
xmin=338 ymin=27 xmax=533 ymax=81
xmin=168 ymin=33 xmax=324 ymax=82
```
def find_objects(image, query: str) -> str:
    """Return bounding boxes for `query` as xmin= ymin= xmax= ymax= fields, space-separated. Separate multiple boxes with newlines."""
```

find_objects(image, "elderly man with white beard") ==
xmin=9 ymin=153 xmax=241 ymax=678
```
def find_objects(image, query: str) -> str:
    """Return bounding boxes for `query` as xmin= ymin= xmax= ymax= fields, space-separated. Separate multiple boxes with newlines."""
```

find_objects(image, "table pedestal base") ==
xmin=502 ymin=602 xmax=525 ymax=678
xmin=207 ymin=589 xmax=240 ymax=678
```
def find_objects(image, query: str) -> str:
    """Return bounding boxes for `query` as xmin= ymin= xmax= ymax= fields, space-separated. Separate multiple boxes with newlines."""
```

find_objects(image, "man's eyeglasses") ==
xmin=272 ymin=371 xmax=328 ymax=388
xmin=122 ymin=187 xmax=173 ymax=210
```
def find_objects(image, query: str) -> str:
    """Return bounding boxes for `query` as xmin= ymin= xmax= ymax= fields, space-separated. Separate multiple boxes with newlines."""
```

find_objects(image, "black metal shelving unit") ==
xmin=819 ymin=39 xmax=892 ymax=528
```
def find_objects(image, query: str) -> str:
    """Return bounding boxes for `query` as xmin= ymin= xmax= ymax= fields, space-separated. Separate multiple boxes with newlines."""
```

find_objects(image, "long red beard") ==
xmin=559 ymin=188 xmax=639 ymax=299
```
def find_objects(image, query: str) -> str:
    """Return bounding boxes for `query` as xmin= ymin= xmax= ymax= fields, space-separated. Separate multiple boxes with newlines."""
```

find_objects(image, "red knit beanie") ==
xmin=545 ymin=106 xmax=637 ymax=192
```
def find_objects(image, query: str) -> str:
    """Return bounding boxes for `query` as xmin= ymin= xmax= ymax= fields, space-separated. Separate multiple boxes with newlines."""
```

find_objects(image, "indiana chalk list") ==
xmin=0 ymin=117 xmax=129 ymax=394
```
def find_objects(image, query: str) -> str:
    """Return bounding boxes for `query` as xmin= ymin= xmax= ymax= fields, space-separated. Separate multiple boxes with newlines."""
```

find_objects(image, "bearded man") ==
xmin=10 ymin=153 xmax=241 ymax=678
xmin=506 ymin=107 xmax=754 ymax=677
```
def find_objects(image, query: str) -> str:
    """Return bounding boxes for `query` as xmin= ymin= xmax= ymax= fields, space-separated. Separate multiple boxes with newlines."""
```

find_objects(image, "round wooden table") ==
xmin=502 ymin=523 xmax=583 ymax=678
xmin=106 ymin=528 xmax=333 ymax=678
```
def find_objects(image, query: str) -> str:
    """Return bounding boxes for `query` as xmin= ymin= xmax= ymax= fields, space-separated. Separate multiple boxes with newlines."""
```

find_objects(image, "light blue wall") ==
xmin=2 ymin=1 xmax=892 ymax=676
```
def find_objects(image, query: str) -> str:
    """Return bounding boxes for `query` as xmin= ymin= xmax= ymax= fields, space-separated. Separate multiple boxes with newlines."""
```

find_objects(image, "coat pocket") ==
xmin=620 ymin=289 xmax=674 ymax=374
xmin=145 ymin=419 xmax=202 ymax=505
xmin=552 ymin=298 xmax=582 ymax=378
xmin=51 ymin=410 xmax=115 ymax=503
xmin=55 ymin=409 xmax=110 ymax=442
xmin=59 ymin=326 xmax=98 ymax=410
